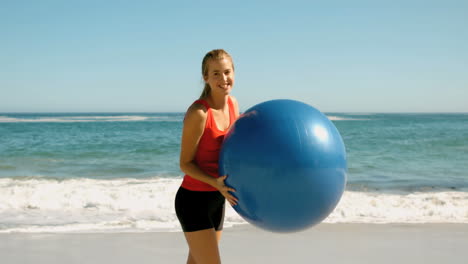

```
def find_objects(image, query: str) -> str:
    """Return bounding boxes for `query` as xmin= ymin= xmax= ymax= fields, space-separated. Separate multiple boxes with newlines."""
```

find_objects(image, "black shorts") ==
xmin=175 ymin=187 xmax=225 ymax=232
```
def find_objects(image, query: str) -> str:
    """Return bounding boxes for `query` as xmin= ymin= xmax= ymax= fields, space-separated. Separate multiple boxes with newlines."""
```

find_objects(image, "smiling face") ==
xmin=203 ymin=57 xmax=235 ymax=96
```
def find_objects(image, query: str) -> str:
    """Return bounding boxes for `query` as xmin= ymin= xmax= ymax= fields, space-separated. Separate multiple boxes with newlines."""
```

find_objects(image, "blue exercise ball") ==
xmin=219 ymin=99 xmax=347 ymax=233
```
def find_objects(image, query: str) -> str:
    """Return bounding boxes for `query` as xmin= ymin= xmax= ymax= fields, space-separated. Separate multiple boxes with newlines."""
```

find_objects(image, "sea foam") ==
xmin=0 ymin=177 xmax=467 ymax=233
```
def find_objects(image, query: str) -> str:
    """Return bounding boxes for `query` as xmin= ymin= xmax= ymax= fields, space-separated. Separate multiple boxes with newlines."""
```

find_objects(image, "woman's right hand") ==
xmin=214 ymin=175 xmax=238 ymax=206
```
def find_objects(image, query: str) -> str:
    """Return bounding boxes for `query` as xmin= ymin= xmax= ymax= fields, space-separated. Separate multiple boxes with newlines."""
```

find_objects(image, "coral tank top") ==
xmin=181 ymin=97 xmax=236 ymax=191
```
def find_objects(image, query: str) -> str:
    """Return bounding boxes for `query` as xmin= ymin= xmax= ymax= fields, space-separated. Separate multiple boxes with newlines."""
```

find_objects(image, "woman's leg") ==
xmin=185 ymin=230 xmax=223 ymax=264
xmin=184 ymin=228 xmax=221 ymax=264
xmin=186 ymin=251 xmax=196 ymax=264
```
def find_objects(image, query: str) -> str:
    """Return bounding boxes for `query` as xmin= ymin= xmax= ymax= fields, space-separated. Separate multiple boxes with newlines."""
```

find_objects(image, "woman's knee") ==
xmin=184 ymin=229 xmax=221 ymax=264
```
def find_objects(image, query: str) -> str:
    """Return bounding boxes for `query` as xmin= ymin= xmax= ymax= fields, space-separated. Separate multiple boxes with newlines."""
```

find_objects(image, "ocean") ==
xmin=0 ymin=112 xmax=467 ymax=233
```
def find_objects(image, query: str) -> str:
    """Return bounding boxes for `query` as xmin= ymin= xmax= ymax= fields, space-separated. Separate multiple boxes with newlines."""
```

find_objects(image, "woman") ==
xmin=175 ymin=49 xmax=240 ymax=264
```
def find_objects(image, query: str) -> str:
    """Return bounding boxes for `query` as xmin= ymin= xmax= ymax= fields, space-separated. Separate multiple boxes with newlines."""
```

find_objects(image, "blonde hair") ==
xmin=199 ymin=49 xmax=235 ymax=99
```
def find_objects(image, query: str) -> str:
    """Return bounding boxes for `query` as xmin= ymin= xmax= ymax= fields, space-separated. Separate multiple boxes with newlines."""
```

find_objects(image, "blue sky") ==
xmin=1 ymin=1 xmax=467 ymax=113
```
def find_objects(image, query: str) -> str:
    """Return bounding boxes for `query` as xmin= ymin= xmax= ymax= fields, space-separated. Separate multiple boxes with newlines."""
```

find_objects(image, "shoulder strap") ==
xmin=193 ymin=99 xmax=210 ymax=110
xmin=227 ymin=96 xmax=236 ymax=125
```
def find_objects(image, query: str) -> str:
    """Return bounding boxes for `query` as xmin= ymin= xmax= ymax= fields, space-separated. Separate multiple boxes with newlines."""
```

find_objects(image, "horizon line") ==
xmin=1 ymin=111 xmax=467 ymax=114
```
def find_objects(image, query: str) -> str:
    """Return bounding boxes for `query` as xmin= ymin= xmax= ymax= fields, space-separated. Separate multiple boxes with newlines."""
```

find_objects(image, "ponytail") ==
xmin=199 ymin=83 xmax=211 ymax=99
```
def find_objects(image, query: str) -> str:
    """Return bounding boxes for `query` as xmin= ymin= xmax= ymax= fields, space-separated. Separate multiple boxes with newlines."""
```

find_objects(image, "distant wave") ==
xmin=0 ymin=115 xmax=152 ymax=123
xmin=327 ymin=115 xmax=370 ymax=121
xmin=0 ymin=114 xmax=362 ymax=123
xmin=0 ymin=177 xmax=467 ymax=233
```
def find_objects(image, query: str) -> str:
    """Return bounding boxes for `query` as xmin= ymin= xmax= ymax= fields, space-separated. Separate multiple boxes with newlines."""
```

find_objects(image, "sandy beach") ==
xmin=1 ymin=223 xmax=467 ymax=264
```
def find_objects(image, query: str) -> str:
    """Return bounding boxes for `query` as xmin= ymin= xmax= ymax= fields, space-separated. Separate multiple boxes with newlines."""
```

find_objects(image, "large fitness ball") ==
xmin=219 ymin=99 xmax=347 ymax=233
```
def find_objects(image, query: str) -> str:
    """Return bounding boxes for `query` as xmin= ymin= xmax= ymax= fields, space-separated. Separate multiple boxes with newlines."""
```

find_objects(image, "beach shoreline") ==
xmin=1 ymin=223 xmax=467 ymax=264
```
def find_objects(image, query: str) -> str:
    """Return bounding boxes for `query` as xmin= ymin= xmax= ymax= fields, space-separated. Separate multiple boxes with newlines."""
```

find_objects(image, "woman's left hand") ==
xmin=214 ymin=175 xmax=238 ymax=206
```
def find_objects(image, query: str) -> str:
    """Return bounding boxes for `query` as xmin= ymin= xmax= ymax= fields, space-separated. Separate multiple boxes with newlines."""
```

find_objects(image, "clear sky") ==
xmin=1 ymin=1 xmax=467 ymax=113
